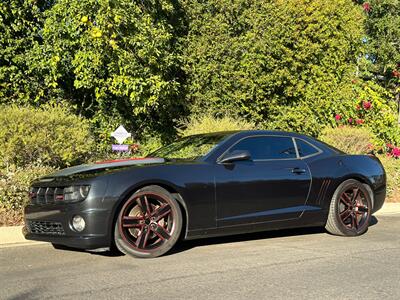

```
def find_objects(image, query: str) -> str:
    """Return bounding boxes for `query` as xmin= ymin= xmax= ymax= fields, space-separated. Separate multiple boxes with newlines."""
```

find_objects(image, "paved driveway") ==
xmin=1 ymin=215 xmax=399 ymax=300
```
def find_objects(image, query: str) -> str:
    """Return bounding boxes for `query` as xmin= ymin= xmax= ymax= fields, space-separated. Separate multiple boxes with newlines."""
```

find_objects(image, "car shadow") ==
xmin=168 ymin=215 xmax=379 ymax=256
xmin=168 ymin=226 xmax=326 ymax=256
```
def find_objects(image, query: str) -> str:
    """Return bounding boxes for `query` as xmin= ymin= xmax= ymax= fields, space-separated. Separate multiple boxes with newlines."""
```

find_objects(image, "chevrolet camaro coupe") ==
xmin=24 ymin=130 xmax=386 ymax=258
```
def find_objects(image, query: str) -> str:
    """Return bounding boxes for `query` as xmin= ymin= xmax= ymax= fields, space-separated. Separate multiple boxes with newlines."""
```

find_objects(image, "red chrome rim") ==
xmin=338 ymin=186 xmax=370 ymax=230
xmin=119 ymin=192 xmax=174 ymax=252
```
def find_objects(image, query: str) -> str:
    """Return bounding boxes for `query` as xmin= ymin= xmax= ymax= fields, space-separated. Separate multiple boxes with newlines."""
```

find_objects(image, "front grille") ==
xmin=27 ymin=221 xmax=65 ymax=235
xmin=30 ymin=187 xmax=64 ymax=205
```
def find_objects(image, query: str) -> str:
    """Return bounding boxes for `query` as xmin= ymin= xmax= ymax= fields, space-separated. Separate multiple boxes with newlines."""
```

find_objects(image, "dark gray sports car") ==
xmin=24 ymin=130 xmax=386 ymax=258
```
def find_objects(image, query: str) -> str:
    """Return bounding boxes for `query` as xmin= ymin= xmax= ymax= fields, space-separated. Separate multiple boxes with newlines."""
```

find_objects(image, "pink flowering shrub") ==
xmin=362 ymin=2 xmax=371 ymax=13
xmin=386 ymin=144 xmax=400 ymax=158
xmin=332 ymin=80 xmax=400 ymax=159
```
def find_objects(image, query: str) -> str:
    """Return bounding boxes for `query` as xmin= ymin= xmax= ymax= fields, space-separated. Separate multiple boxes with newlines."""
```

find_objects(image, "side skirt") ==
xmin=184 ymin=210 xmax=328 ymax=241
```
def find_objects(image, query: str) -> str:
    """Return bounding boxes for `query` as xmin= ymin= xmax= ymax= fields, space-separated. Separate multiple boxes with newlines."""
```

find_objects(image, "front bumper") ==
xmin=24 ymin=202 xmax=112 ymax=250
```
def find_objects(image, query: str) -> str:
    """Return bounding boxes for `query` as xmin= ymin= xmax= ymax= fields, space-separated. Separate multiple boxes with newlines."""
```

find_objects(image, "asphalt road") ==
xmin=1 ymin=215 xmax=400 ymax=300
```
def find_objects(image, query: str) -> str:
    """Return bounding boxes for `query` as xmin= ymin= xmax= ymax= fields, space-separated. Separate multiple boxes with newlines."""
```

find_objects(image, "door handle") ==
xmin=291 ymin=167 xmax=306 ymax=174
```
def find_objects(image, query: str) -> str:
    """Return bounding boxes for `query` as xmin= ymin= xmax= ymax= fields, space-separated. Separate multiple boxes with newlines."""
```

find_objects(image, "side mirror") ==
xmin=219 ymin=150 xmax=251 ymax=164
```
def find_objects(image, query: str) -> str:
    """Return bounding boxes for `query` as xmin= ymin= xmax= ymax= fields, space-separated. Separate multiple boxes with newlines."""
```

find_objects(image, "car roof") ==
xmin=197 ymin=130 xmax=310 ymax=139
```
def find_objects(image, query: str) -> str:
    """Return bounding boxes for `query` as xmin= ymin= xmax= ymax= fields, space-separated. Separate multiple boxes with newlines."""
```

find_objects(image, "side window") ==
xmin=228 ymin=136 xmax=297 ymax=160
xmin=295 ymin=139 xmax=320 ymax=157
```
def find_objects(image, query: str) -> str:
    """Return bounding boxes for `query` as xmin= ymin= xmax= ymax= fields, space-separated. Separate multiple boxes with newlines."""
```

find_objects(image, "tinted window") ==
xmin=296 ymin=139 xmax=320 ymax=157
xmin=150 ymin=134 xmax=228 ymax=160
xmin=228 ymin=136 xmax=297 ymax=160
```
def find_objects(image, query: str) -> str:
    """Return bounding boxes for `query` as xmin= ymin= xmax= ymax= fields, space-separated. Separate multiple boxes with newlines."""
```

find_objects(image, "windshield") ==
xmin=149 ymin=134 xmax=229 ymax=160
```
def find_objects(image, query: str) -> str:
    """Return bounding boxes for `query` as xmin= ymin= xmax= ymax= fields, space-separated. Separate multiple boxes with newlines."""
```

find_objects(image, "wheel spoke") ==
xmin=122 ymin=216 xmax=143 ymax=228
xmin=152 ymin=225 xmax=171 ymax=240
xmin=151 ymin=204 xmax=171 ymax=221
xmin=340 ymin=209 xmax=352 ymax=222
xmin=352 ymin=213 xmax=358 ymax=229
xmin=136 ymin=226 xmax=150 ymax=249
xmin=340 ymin=193 xmax=352 ymax=207
xmin=137 ymin=195 xmax=151 ymax=216
xmin=351 ymin=188 xmax=360 ymax=204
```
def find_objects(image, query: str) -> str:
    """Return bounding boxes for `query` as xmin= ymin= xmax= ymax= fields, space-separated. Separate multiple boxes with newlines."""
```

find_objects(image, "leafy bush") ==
xmin=377 ymin=155 xmax=400 ymax=203
xmin=319 ymin=125 xmax=375 ymax=154
xmin=0 ymin=105 xmax=94 ymax=168
xmin=177 ymin=113 xmax=256 ymax=137
xmin=332 ymin=81 xmax=400 ymax=147
xmin=182 ymin=0 xmax=364 ymax=135
xmin=0 ymin=165 xmax=55 ymax=226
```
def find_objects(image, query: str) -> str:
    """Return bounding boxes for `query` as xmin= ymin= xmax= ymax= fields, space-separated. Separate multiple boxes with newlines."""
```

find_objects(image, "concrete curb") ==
xmin=0 ymin=226 xmax=46 ymax=248
xmin=374 ymin=203 xmax=400 ymax=216
xmin=1 ymin=203 xmax=399 ymax=248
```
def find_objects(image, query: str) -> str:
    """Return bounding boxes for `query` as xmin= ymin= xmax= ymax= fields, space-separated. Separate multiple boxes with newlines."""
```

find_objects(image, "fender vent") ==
xmin=317 ymin=179 xmax=331 ymax=205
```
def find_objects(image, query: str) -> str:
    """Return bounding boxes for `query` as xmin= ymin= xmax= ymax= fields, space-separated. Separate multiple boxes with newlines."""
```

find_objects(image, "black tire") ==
xmin=326 ymin=179 xmax=372 ymax=236
xmin=114 ymin=185 xmax=182 ymax=258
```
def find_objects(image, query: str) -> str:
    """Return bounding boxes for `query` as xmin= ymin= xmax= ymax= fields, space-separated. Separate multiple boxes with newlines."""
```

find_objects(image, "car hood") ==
xmin=44 ymin=157 xmax=166 ymax=178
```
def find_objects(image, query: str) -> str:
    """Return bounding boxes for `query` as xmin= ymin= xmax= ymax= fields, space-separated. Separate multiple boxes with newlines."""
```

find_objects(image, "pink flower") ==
xmin=335 ymin=114 xmax=342 ymax=121
xmin=363 ymin=101 xmax=372 ymax=110
xmin=393 ymin=70 xmax=400 ymax=78
xmin=387 ymin=143 xmax=394 ymax=149
xmin=392 ymin=147 xmax=400 ymax=158
xmin=356 ymin=119 xmax=364 ymax=125
xmin=348 ymin=118 xmax=353 ymax=123
xmin=363 ymin=2 xmax=371 ymax=12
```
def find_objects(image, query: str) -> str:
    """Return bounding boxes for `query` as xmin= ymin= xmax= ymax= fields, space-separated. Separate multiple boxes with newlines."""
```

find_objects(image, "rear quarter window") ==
xmin=295 ymin=139 xmax=321 ymax=158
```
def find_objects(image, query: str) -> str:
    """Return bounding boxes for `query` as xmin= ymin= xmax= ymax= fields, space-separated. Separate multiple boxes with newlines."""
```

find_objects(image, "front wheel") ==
xmin=114 ymin=185 xmax=182 ymax=258
xmin=325 ymin=179 xmax=372 ymax=236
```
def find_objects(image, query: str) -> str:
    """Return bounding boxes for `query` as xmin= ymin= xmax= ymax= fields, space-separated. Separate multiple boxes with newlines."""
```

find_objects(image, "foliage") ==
xmin=41 ymin=0 xmax=186 ymax=142
xmin=182 ymin=0 xmax=365 ymax=136
xmin=377 ymin=154 xmax=400 ymax=202
xmin=0 ymin=0 xmax=54 ymax=104
xmin=177 ymin=112 xmax=256 ymax=137
xmin=358 ymin=0 xmax=400 ymax=85
xmin=1 ymin=0 xmax=186 ymax=146
xmin=0 ymin=105 xmax=94 ymax=168
xmin=0 ymin=165 xmax=55 ymax=211
xmin=332 ymin=80 xmax=400 ymax=146
xmin=136 ymin=135 xmax=164 ymax=157
xmin=0 ymin=165 xmax=55 ymax=226
xmin=319 ymin=125 xmax=375 ymax=154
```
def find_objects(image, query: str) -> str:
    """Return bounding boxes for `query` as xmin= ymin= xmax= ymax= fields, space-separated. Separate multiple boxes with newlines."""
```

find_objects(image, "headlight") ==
xmin=61 ymin=185 xmax=91 ymax=202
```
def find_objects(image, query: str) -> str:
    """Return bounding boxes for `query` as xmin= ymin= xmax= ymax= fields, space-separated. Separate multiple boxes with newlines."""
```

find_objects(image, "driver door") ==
xmin=215 ymin=135 xmax=311 ymax=227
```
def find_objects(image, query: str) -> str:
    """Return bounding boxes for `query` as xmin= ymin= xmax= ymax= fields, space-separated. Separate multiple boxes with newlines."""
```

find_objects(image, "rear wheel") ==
xmin=326 ymin=179 xmax=371 ymax=236
xmin=114 ymin=185 xmax=182 ymax=258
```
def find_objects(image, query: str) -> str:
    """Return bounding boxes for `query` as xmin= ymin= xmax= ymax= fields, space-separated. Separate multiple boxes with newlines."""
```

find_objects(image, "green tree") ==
xmin=41 ymin=0 xmax=186 ymax=145
xmin=182 ymin=0 xmax=365 ymax=135
xmin=359 ymin=1 xmax=400 ymax=80
xmin=0 ymin=0 xmax=54 ymax=104
xmin=357 ymin=0 xmax=400 ymax=121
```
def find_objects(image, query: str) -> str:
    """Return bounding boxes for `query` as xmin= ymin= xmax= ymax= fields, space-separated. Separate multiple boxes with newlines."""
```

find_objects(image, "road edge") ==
xmin=0 ymin=226 xmax=46 ymax=248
